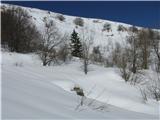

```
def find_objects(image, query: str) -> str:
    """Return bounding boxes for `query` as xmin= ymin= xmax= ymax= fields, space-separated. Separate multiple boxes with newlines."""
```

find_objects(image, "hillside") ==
xmin=1 ymin=3 xmax=138 ymax=49
xmin=2 ymin=4 xmax=160 ymax=54
xmin=1 ymin=3 xmax=160 ymax=120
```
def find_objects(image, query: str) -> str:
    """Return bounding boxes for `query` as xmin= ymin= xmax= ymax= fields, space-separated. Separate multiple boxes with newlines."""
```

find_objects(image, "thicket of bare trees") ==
xmin=110 ymin=27 xmax=160 ymax=101
xmin=1 ymin=6 xmax=40 ymax=53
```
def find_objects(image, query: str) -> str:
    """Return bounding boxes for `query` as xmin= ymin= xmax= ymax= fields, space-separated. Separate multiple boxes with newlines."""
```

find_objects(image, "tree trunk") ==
xmin=84 ymin=59 xmax=88 ymax=75
xmin=43 ymin=61 xmax=47 ymax=66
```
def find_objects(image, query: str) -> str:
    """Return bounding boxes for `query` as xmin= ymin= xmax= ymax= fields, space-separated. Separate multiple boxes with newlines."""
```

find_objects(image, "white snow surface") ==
xmin=2 ymin=52 xmax=159 ymax=119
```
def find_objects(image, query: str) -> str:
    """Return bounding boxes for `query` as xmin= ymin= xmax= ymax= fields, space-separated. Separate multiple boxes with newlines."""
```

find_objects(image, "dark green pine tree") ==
xmin=70 ymin=30 xmax=82 ymax=58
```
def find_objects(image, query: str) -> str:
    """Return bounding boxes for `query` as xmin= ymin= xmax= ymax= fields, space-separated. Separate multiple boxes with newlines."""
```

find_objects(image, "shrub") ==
xmin=129 ymin=26 xmax=138 ymax=33
xmin=73 ymin=17 xmax=84 ymax=27
xmin=117 ymin=25 xmax=127 ymax=32
xmin=72 ymin=86 xmax=84 ymax=96
xmin=103 ymin=23 xmax=111 ymax=32
xmin=93 ymin=20 xmax=100 ymax=23
xmin=90 ymin=46 xmax=103 ymax=63
xmin=57 ymin=41 xmax=70 ymax=63
xmin=137 ymin=71 xmax=160 ymax=101
xmin=56 ymin=14 xmax=65 ymax=21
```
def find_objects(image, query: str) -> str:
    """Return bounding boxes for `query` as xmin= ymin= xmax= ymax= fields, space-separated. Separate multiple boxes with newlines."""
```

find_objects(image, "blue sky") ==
xmin=2 ymin=1 xmax=160 ymax=29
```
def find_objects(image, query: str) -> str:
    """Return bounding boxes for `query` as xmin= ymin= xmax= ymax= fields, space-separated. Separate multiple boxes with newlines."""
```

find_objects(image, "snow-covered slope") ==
xmin=1 ymin=3 xmax=138 ymax=49
xmin=1 ymin=4 xmax=160 ymax=119
xmin=2 ymin=3 xmax=160 ymax=57
xmin=2 ymin=4 xmax=160 ymax=50
xmin=2 ymin=52 xmax=159 ymax=119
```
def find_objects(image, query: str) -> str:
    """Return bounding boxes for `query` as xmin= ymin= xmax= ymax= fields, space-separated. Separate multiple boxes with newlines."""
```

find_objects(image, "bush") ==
xmin=117 ymin=25 xmax=127 ymax=32
xmin=103 ymin=23 xmax=111 ymax=32
xmin=56 ymin=14 xmax=65 ymax=21
xmin=137 ymin=71 xmax=160 ymax=101
xmin=147 ymin=75 xmax=160 ymax=101
xmin=93 ymin=20 xmax=100 ymax=23
xmin=72 ymin=86 xmax=84 ymax=96
xmin=73 ymin=17 xmax=84 ymax=27
xmin=129 ymin=26 xmax=138 ymax=33
xmin=57 ymin=42 xmax=70 ymax=62
xmin=90 ymin=46 xmax=103 ymax=63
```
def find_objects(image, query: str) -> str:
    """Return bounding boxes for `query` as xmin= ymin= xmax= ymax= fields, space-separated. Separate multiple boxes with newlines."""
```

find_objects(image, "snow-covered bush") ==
xmin=90 ymin=46 xmax=103 ymax=63
xmin=56 ymin=14 xmax=65 ymax=21
xmin=128 ymin=26 xmax=138 ymax=33
xmin=117 ymin=25 xmax=127 ymax=32
xmin=72 ymin=85 xmax=84 ymax=97
xmin=57 ymin=38 xmax=71 ymax=63
xmin=103 ymin=23 xmax=111 ymax=32
xmin=73 ymin=17 xmax=84 ymax=27
xmin=93 ymin=20 xmax=100 ymax=23
xmin=111 ymin=43 xmax=131 ymax=82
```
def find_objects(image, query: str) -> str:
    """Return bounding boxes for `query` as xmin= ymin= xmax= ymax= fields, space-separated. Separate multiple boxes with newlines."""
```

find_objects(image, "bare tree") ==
xmin=57 ymin=35 xmax=71 ymax=63
xmin=90 ymin=46 xmax=103 ymax=64
xmin=81 ymin=31 xmax=93 ymax=75
xmin=144 ymin=71 xmax=160 ymax=101
xmin=112 ymin=42 xmax=121 ymax=66
xmin=138 ymin=29 xmax=151 ymax=69
xmin=138 ymin=86 xmax=148 ymax=103
xmin=136 ymin=70 xmax=160 ymax=102
xmin=111 ymin=42 xmax=131 ymax=82
xmin=150 ymin=30 xmax=160 ymax=72
xmin=127 ymin=26 xmax=139 ymax=73
xmin=39 ymin=18 xmax=63 ymax=66
xmin=118 ymin=48 xmax=131 ymax=82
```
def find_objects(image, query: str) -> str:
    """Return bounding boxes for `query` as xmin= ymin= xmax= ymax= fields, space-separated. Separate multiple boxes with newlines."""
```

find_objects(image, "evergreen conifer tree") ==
xmin=70 ymin=30 xmax=82 ymax=58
